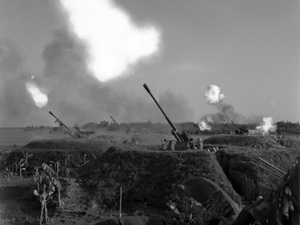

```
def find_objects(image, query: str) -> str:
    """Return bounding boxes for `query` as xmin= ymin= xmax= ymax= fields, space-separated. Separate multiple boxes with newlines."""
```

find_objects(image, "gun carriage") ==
xmin=143 ymin=83 xmax=200 ymax=150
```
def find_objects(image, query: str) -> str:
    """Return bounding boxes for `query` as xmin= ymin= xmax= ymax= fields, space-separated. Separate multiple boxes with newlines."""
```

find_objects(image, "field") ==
xmin=0 ymin=127 xmax=300 ymax=225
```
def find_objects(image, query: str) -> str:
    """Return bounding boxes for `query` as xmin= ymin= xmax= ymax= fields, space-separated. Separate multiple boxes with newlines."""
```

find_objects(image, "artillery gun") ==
xmin=49 ymin=111 xmax=82 ymax=139
xmin=230 ymin=120 xmax=249 ymax=135
xmin=110 ymin=116 xmax=125 ymax=132
xmin=143 ymin=83 xmax=199 ymax=150
xmin=110 ymin=116 xmax=131 ymax=134
xmin=110 ymin=115 xmax=138 ymax=144
xmin=74 ymin=124 xmax=95 ymax=138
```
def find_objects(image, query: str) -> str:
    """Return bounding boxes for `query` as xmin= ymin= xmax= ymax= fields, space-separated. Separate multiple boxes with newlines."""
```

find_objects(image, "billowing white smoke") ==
xmin=25 ymin=80 xmax=48 ymax=108
xmin=205 ymin=85 xmax=225 ymax=104
xmin=60 ymin=0 xmax=161 ymax=82
xmin=200 ymin=84 xmax=238 ymax=125
xmin=198 ymin=121 xmax=211 ymax=131
xmin=256 ymin=117 xmax=277 ymax=135
xmin=199 ymin=84 xmax=272 ymax=128
xmin=199 ymin=85 xmax=226 ymax=127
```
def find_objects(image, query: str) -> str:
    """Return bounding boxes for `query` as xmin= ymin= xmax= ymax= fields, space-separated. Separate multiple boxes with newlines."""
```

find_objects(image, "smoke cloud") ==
xmin=0 ymin=0 xmax=194 ymax=127
xmin=0 ymin=27 xmax=191 ymax=127
xmin=199 ymin=85 xmax=278 ymax=134
xmin=25 ymin=81 xmax=48 ymax=108
xmin=200 ymin=84 xmax=262 ymax=125
xmin=256 ymin=117 xmax=277 ymax=135
xmin=59 ymin=0 xmax=161 ymax=82
xmin=0 ymin=38 xmax=35 ymax=125
xmin=41 ymin=29 xmax=192 ymax=124
xmin=205 ymin=85 xmax=225 ymax=104
xmin=198 ymin=121 xmax=211 ymax=131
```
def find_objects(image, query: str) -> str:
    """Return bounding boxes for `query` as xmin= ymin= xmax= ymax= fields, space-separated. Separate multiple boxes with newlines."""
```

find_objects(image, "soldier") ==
xmin=189 ymin=137 xmax=196 ymax=149
xmin=195 ymin=138 xmax=203 ymax=150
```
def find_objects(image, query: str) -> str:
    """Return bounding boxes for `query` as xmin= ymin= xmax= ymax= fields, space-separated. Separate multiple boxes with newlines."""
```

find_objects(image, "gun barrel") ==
xmin=110 ymin=116 xmax=124 ymax=131
xmin=49 ymin=111 xmax=55 ymax=117
xmin=231 ymin=120 xmax=239 ymax=129
xmin=143 ymin=83 xmax=151 ymax=94
xmin=143 ymin=83 xmax=182 ymax=141
xmin=49 ymin=111 xmax=75 ymax=137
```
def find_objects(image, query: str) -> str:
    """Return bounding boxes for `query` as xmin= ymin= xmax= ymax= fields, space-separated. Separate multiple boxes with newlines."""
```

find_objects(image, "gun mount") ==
xmin=143 ymin=83 xmax=198 ymax=150
xmin=49 ymin=111 xmax=82 ymax=139
xmin=231 ymin=120 xmax=249 ymax=135
xmin=110 ymin=116 xmax=131 ymax=133
xmin=74 ymin=124 xmax=95 ymax=138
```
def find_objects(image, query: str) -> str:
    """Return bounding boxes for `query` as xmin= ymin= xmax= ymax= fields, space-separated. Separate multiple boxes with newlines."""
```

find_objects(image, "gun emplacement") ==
xmin=143 ymin=83 xmax=189 ymax=142
xmin=110 ymin=116 xmax=125 ymax=132
xmin=49 ymin=111 xmax=81 ymax=138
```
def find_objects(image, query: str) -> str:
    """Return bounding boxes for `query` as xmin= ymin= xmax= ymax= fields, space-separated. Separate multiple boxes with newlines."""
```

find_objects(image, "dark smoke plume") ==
xmin=42 ymin=28 xmax=193 ymax=125
xmin=201 ymin=100 xmax=263 ymax=125
xmin=0 ymin=29 xmax=193 ymax=126
xmin=0 ymin=38 xmax=38 ymax=126
xmin=200 ymin=85 xmax=262 ymax=125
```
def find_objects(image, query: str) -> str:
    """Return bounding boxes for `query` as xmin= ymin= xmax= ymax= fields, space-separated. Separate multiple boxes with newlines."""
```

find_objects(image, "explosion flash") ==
xmin=25 ymin=82 xmax=48 ymax=108
xmin=205 ymin=85 xmax=225 ymax=104
xmin=198 ymin=121 xmax=211 ymax=131
xmin=60 ymin=0 xmax=161 ymax=82
xmin=256 ymin=117 xmax=277 ymax=135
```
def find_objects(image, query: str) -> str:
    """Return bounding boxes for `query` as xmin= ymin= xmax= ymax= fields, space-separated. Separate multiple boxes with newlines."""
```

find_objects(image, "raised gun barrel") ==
xmin=143 ymin=83 xmax=183 ymax=142
xmin=49 ymin=111 xmax=78 ymax=138
xmin=231 ymin=120 xmax=248 ymax=135
xmin=110 ymin=116 xmax=125 ymax=132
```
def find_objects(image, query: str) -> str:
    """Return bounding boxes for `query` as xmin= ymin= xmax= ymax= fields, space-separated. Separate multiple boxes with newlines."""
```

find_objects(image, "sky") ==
xmin=0 ymin=0 xmax=299 ymax=127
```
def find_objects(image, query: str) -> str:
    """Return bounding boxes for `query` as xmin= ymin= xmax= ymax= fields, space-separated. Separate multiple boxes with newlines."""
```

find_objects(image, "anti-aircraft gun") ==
xmin=143 ymin=83 xmax=197 ymax=150
xmin=231 ymin=120 xmax=249 ymax=135
xmin=74 ymin=124 xmax=95 ymax=138
xmin=110 ymin=116 xmax=131 ymax=134
xmin=110 ymin=115 xmax=136 ymax=144
xmin=49 ymin=111 xmax=82 ymax=139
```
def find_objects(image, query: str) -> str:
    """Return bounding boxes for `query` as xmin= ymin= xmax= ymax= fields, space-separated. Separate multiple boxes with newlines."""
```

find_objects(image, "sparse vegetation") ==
xmin=33 ymin=163 xmax=56 ymax=224
xmin=0 ymin=126 xmax=299 ymax=224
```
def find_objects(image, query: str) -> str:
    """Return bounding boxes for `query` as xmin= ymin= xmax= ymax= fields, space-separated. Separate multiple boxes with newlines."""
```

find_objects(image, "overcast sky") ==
xmin=0 ymin=0 xmax=299 ymax=127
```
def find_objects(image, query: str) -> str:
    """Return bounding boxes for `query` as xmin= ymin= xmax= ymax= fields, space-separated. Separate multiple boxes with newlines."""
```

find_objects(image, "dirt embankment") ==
xmin=204 ymin=134 xmax=284 ymax=150
xmin=216 ymin=147 xmax=300 ymax=200
xmin=23 ymin=138 xmax=112 ymax=151
xmin=3 ymin=135 xmax=300 ymax=224
xmin=2 ymin=138 xmax=242 ymax=224
xmin=5 ymin=139 xmax=112 ymax=171
xmin=76 ymin=146 xmax=241 ymax=220
xmin=202 ymin=134 xmax=300 ymax=201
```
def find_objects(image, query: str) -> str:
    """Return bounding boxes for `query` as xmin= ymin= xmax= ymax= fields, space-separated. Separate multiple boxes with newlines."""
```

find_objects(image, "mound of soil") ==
xmin=5 ymin=139 xmax=112 ymax=175
xmin=279 ymin=136 xmax=300 ymax=149
xmin=95 ymin=133 xmax=174 ymax=146
xmin=204 ymin=134 xmax=283 ymax=149
xmin=216 ymin=147 xmax=300 ymax=200
xmin=23 ymin=139 xmax=112 ymax=151
xmin=76 ymin=146 xmax=241 ymax=222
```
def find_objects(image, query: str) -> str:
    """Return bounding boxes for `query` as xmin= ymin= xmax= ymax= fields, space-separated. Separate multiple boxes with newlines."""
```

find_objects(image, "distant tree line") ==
xmin=24 ymin=125 xmax=52 ymax=131
xmin=79 ymin=120 xmax=300 ymax=135
xmin=83 ymin=120 xmax=176 ymax=134
xmin=81 ymin=120 xmax=257 ymax=135
xmin=276 ymin=121 xmax=300 ymax=134
xmin=23 ymin=120 xmax=300 ymax=135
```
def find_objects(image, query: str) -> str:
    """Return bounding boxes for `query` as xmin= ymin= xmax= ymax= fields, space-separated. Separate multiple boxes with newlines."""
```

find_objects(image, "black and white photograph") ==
xmin=0 ymin=0 xmax=299 ymax=224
